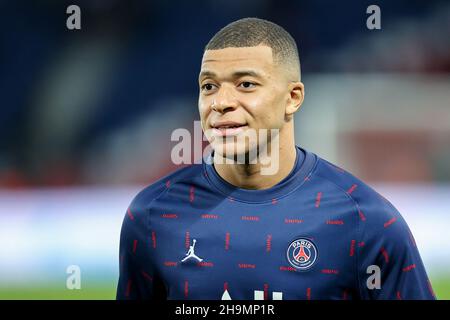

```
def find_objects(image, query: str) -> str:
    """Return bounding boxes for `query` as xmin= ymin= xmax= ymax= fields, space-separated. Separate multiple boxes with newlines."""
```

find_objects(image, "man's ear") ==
xmin=286 ymin=81 xmax=304 ymax=117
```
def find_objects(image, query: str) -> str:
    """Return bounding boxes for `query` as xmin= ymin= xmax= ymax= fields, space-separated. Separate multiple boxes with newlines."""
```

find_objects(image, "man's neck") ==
xmin=213 ymin=141 xmax=297 ymax=190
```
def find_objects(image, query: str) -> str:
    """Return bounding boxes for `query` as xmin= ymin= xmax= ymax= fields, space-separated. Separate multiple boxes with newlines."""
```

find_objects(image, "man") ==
xmin=117 ymin=18 xmax=435 ymax=300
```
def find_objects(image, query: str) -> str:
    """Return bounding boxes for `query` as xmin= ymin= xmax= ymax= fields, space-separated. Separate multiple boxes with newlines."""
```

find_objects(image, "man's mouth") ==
xmin=211 ymin=121 xmax=248 ymax=136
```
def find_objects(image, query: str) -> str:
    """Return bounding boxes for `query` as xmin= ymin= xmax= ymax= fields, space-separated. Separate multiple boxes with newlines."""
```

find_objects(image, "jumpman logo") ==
xmin=181 ymin=239 xmax=203 ymax=263
xmin=294 ymin=245 xmax=310 ymax=262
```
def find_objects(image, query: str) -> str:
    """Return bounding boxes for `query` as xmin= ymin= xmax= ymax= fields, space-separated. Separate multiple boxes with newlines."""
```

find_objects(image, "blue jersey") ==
xmin=116 ymin=146 xmax=435 ymax=300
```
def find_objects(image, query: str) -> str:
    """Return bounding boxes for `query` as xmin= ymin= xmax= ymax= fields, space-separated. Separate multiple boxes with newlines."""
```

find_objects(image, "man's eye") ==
xmin=239 ymin=82 xmax=256 ymax=89
xmin=201 ymin=83 xmax=216 ymax=91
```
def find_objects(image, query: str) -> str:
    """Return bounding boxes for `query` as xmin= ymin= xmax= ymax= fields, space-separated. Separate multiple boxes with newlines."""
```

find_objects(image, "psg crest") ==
xmin=286 ymin=238 xmax=318 ymax=271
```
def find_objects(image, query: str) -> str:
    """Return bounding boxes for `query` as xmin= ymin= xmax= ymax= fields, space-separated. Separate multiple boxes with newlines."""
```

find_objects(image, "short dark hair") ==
xmin=205 ymin=17 xmax=301 ymax=80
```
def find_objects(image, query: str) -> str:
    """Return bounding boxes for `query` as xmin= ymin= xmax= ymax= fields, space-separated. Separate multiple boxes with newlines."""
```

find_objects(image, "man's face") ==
xmin=198 ymin=45 xmax=291 ymax=159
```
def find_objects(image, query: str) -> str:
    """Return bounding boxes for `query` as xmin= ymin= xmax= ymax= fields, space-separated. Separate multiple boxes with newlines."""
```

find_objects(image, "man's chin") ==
xmin=212 ymin=143 xmax=259 ymax=164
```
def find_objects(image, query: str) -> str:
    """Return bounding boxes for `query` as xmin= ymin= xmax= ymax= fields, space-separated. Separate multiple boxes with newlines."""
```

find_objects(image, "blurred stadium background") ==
xmin=1 ymin=0 xmax=449 ymax=299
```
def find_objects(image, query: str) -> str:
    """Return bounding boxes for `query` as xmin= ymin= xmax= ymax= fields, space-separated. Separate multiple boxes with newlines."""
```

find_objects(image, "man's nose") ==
xmin=211 ymin=85 xmax=238 ymax=113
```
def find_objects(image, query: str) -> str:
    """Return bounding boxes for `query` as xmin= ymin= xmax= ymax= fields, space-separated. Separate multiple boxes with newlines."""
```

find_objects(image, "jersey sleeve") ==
xmin=116 ymin=184 xmax=167 ymax=300
xmin=116 ymin=210 xmax=144 ymax=299
xmin=356 ymin=195 xmax=436 ymax=300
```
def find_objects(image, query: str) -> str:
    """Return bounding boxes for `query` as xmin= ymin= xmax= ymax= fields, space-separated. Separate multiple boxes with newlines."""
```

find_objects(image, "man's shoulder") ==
xmin=130 ymin=164 xmax=204 ymax=210
xmin=311 ymin=154 xmax=399 ymax=221
xmin=312 ymin=156 xmax=379 ymax=197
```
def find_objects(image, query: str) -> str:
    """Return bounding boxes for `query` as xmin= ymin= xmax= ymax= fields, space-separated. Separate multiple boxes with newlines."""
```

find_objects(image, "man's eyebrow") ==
xmin=232 ymin=70 xmax=263 ymax=78
xmin=199 ymin=69 xmax=264 ymax=81
xmin=199 ymin=70 xmax=217 ymax=80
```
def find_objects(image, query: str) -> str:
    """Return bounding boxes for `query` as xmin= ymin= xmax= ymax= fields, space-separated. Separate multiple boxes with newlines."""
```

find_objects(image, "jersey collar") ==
xmin=203 ymin=146 xmax=317 ymax=203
